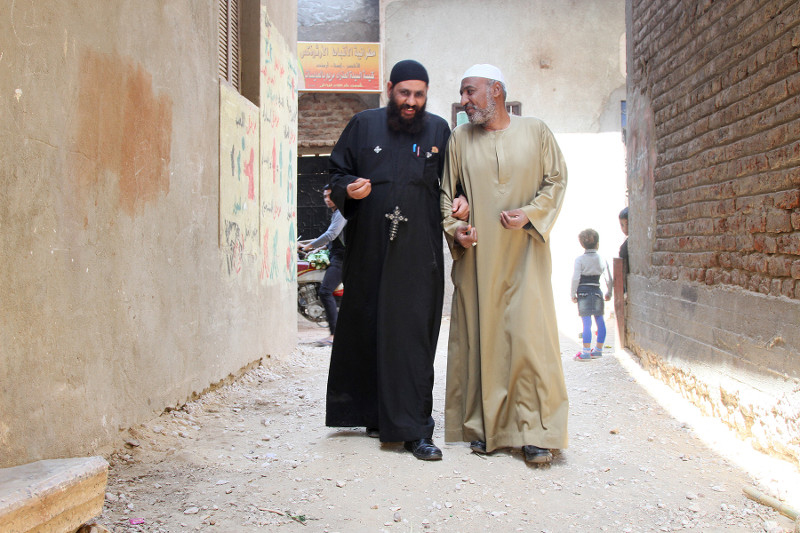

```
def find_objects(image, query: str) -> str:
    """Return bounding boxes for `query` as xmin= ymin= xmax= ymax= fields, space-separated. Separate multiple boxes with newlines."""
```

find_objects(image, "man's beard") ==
xmin=466 ymin=86 xmax=496 ymax=125
xmin=387 ymin=96 xmax=427 ymax=134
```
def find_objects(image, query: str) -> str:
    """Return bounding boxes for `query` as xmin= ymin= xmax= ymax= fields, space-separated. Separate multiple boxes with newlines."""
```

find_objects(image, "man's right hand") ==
xmin=454 ymin=225 xmax=478 ymax=249
xmin=346 ymin=177 xmax=372 ymax=199
xmin=451 ymin=195 xmax=470 ymax=221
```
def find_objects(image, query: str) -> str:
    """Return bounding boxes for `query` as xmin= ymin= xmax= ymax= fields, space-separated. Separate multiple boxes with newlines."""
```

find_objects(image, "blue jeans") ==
xmin=577 ymin=285 xmax=605 ymax=345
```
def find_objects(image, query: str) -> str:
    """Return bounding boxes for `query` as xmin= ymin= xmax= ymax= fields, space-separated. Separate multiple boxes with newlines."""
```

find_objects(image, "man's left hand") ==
xmin=454 ymin=225 xmax=478 ymax=248
xmin=500 ymin=209 xmax=528 ymax=230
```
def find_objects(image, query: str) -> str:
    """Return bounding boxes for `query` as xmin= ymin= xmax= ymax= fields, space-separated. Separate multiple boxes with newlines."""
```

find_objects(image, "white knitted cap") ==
xmin=461 ymin=64 xmax=505 ymax=84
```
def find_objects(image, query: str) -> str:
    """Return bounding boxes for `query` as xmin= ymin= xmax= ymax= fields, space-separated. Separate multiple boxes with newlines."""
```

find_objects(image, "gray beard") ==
xmin=467 ymin=87 xmax=497 ymax=125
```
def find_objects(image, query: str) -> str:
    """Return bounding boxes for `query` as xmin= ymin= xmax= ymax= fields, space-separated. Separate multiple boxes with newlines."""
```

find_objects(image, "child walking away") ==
xmin=571 ymin=229 xmax=612 ymax=361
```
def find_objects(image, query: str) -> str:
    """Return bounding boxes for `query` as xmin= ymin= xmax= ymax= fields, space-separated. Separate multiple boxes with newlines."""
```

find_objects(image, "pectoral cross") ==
xmin=385 ymin=206 xmax=407 ymax=242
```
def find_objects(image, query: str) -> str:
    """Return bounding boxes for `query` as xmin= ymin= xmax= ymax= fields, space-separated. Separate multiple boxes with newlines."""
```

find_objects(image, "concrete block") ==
xmin=0 ymin=457 xmax=108 ymax=533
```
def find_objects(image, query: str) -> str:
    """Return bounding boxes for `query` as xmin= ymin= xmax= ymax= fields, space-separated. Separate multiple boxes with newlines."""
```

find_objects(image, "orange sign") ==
xmin=298 ymin=42 xmax=382 ymax=92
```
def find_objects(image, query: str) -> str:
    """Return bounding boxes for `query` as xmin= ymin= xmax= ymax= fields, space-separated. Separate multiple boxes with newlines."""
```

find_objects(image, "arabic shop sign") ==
xmin=298 ymin=42 xmax=381 ymax=92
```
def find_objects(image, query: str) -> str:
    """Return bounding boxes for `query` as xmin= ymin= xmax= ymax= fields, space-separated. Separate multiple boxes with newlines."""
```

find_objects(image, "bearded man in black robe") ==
xmin=326 ymin=60 xmax=462 ymax=461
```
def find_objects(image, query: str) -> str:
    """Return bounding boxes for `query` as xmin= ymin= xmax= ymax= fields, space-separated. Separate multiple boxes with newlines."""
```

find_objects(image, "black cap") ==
xmin=389 ymin=59 xmax=429 ymax=85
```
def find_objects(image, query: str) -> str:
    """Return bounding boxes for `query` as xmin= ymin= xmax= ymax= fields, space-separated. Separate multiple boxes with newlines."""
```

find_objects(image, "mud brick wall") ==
xmin=625 ymin=0 xmax=800 ymax=463
xmin=637 ymin=0 xmax=800 ymax=296
xmin=298 ymin=93 xmax=374 ymax=154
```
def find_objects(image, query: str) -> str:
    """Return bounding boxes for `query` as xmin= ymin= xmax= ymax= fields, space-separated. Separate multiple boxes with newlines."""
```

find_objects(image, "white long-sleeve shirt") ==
xmin=308 ymin=209 xmax=346 ymax=249
xmin=570 ymin=249 xmax=612 ymax=298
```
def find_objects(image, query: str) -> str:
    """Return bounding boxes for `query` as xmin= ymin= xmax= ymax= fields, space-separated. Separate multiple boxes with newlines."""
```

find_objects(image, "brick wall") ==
xmin=298 ymin=93 xmax=374 ymax=154
xmin=626 ymin=0 xmax=800 ymax=464
xmin=630 ymin=0 xmax=800 ymax=298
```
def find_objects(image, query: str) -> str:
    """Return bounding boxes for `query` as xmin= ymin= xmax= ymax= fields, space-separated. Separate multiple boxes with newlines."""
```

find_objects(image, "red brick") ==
xmin=767 ymin=256 xmax=792 ymax=276
xmin=776 ymin=233 xmax=800 ymax=255
xmin=745 ymin=253 xmax=769 ymax=273
xmin=727 ymin=214 xmax=744 ymax=232
xmin=737 ymin=234 xmax=755 ymax=251
xmin=773 ymin=190 xmax=800 ymax=209
xmin=759 ymin=277 xmax=772 ymax=294
xmin=753 ymin=235 xmax=778 ymax=253
xmin=781 ymin=279 xmax=795 ymax=298
xmin=722 ymin=234 xmax=737 ymax=250
xmin=771 ymin=278 xmax=783 ymax=296
xmin=746 ymin=215 xmax=767 ymax=233
xmin=766 ymin=209 xmax=793 ymax=233
xmin=737 ymin=270 xmax=750 ymax=288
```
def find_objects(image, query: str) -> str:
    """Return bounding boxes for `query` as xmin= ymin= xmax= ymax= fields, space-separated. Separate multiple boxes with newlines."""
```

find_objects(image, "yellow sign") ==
xmin=298 ymin=42 xmax=381 ymax=92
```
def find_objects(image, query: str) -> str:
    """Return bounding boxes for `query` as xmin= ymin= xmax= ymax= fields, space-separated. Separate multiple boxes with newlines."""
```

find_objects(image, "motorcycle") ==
xmin=297 ymin=249 xmax=343 ymax=324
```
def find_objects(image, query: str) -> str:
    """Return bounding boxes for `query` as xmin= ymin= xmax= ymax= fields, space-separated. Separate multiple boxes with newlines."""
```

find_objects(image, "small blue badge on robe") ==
xmin=374 ymin=146 xmax=382 ymax=153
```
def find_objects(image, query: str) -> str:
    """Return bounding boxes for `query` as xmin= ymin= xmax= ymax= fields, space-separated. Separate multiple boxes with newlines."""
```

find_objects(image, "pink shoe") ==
xmin=574 ymin=351 xmax=591 ymax=361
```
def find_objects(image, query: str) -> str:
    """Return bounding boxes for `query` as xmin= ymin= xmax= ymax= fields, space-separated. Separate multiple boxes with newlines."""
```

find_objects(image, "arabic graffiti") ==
xmin=260 ymin=10 xmax=298 ymax=284
xmin=219 ymin=82 xmax=260 ymax=274
xmin=224 ymin=221 xmax=244 ymax=275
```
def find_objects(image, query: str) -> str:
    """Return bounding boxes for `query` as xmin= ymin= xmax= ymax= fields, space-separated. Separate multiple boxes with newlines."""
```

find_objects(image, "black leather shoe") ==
xmin=470 ymin=440 xmax=488 ymax=454
xmin=404 ymin=438 xmax=442 ymax=461
xmin=366 ymin=427 xmax=379 ymax=438
xmin=522 ymin=445 xmax=553 ymax=464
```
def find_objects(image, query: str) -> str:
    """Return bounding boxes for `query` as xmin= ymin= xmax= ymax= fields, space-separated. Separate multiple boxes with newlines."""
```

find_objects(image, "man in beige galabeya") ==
xmin=441 ymin=63 xmax=568 ymax=465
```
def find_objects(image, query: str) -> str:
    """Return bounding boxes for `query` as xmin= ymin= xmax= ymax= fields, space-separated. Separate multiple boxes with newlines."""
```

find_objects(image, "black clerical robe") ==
xmin=325 ymin=108 xmax=451 ymax=442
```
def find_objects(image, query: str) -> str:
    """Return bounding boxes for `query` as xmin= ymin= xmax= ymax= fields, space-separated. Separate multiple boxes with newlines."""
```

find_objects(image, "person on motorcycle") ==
xmin=298 ymin=184 xmax=345 ymax=345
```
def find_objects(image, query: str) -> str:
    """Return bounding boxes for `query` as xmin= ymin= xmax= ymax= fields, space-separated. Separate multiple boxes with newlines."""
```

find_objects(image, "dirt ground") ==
xmin=97 ymin=316 xmax=800 ymax=532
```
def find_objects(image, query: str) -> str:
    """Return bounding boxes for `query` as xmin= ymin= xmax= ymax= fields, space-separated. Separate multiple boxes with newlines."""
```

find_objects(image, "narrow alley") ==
xmin=97 ymin=318 xmax=799 ymax=532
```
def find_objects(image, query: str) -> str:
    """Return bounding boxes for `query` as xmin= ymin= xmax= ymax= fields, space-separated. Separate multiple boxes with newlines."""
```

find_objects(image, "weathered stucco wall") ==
xmin=298 ymin=0 xmax=379 ymax=42
xmin=625 ymin=0 xmax=800 ymax=463
xmin=0 ymin=1 xmax=297 ymax=467
xmin=381 ymin=0 xmax=627 ymax=134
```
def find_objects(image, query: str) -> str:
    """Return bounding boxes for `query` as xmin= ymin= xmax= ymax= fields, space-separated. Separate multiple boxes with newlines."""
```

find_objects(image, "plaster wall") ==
xmin=299 ymin=0 xmax=379 ymax=42
xmin=381 ymin=0 xmax=627 ymax=134
xmin=0 ymin=1 xmax=297 ymax=467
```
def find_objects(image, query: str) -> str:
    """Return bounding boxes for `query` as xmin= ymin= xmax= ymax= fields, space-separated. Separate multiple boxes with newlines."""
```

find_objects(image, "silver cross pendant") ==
xmin=385 ymin=206 xmax=408 ymax=242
